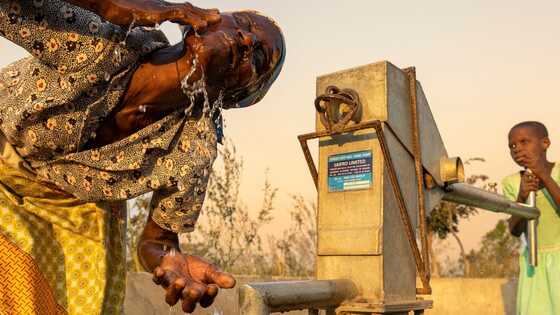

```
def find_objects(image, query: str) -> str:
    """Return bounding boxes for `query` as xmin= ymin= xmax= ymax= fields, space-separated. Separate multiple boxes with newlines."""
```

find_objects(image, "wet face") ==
xmin=184 ymin=11 xmax=285 ymax=107
xmin=508 ymin=126 xmax=550 ymax=167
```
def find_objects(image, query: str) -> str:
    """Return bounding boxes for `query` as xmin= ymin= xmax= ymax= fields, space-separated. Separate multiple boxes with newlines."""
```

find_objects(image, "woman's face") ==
xmin=184 ymin=11 xmax=285 ymax=107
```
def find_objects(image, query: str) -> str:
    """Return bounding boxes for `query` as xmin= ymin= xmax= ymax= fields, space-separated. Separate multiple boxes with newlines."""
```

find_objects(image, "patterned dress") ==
xmin=0 ymin=0 xmax=218 ymax=234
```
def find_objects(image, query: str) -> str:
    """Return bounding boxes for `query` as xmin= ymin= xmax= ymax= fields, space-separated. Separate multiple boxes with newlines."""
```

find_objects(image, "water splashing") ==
xmin=121 ymin=16 xmax=137 ymax=46
xmin=168 ymin=247 xmax=177 ymax=257
xmin=171 ymin=34 xmax=226 ymax=196
xmin=180 ymin=53 xmax=200 ymax=116
xmin=180 ymin=51 xmax=225 ymax=138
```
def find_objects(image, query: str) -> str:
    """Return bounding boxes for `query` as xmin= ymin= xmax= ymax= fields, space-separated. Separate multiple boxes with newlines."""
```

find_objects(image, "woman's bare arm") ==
xmin=64 ymin=0 xmax=220 ymax=30
xmin=137 ymin=215 xmax=235 ymax=312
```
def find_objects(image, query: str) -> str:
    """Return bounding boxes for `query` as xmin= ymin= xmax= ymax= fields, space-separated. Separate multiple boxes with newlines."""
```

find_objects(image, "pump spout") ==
xmin=442 ymin=183 xmax=540 ymax=219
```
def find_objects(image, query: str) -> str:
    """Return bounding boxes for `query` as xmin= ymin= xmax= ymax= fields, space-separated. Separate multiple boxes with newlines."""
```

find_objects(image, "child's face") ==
xmin=508 ymin=126 xmax=550 ymax=167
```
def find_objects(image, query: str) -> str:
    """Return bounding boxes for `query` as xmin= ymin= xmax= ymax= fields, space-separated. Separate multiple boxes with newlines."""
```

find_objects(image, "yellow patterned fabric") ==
xmin=0 ymin=136 xmax=127 ymax=315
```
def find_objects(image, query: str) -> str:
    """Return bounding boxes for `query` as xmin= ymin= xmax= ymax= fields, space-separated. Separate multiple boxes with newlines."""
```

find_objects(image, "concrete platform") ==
xmin=124 ymin=273 xmax=517 ymax=315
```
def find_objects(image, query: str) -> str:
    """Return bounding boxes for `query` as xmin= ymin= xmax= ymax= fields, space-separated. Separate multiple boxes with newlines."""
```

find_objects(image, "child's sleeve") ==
xmin=0 ymin=0 xmax=114 ymax=71
xmin=502 ymin=176 xmax=518 ymax=202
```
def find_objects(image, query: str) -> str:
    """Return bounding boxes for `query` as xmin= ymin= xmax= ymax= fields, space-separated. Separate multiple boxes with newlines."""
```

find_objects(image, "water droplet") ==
xmin=169 ymin=247 xmax=177 ymax=257
xmin=121 ymin=16 xmax=137 ymax=46
xmin=179 ymin=50 xmax=226 ymax=192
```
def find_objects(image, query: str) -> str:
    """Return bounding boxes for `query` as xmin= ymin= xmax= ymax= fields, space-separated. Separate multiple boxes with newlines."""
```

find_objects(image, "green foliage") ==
xmin=465 ymin=220 xmax=520 ymax=278
xmin=426 ymin=157 xmax=499 ymax=277
xmin=427 ymin=158 xmax=497 ymax=241
xmin=428 ymin=200 xmax=478 ymax=240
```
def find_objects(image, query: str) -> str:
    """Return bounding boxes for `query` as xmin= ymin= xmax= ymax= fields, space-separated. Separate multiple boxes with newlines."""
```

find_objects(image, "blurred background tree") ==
xmin=465 ymin=219 xmax=521 ymax=278
xmin=126 ymin=150 xmax=519 ymax=280
xmin=126 ymin=139 xmax=317 ymax=276
xmin=269 ymin=195 xmax=316 ymax=277
xmin=180 ymin=139 xmax=277 ymax=275
xmin=426 ymin=158 xmax=500 ymax=277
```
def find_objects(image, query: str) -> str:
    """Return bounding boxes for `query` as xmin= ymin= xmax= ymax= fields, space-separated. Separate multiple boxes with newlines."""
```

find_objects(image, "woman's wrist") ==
xmin=91 ymin=0 xmax=176 ymax=27
xmin=137 ymin=238 xmax=180 ymax=272
xmin=137 ymin=216 xmax=181 ymax=272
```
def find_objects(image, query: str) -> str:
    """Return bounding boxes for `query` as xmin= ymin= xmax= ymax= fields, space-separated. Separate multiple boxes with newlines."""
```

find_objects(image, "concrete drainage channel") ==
xmin=238 ymin=280 xmax=357 ymax=314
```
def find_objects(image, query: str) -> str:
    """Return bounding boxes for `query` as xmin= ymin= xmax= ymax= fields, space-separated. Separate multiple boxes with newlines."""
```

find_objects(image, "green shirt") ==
xmin=502 ymin=163 xmax=560 ymax=250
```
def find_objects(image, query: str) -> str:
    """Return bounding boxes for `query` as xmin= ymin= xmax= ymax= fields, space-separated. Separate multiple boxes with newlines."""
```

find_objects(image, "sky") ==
xmin=2 ymin=0 xmax=560 ymax=256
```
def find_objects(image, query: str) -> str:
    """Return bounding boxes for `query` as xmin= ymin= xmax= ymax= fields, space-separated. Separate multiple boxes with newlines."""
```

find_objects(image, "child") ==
xmin=503 ymin=121 xmax=560 ymax=315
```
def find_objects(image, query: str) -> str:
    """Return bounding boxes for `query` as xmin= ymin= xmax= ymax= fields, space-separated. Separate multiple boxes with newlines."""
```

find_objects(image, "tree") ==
xmin=125 ymin=138 xmax=322 ymax=277
xmin=180 ymin=139 xmax=277 ymax=275
xmin=270 ymin=195 xmax=317 ymax=277
xmin=465 ymin=219 xmax=520 ymax=278
xmin=427 ymin=200 xmax=477 ymax=276
xmin=426 ymin=158 xmax=497 ymax=277
xmin=125 ymin=139 xmax=277 ymax=274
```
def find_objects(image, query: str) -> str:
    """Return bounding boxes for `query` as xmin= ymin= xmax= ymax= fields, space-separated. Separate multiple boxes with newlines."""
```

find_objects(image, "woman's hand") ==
xmin=153 ymin=251 xmax=236 ymax=313
xmin=137 ymin=216 xmax=234 ymax=313
xmin=67 ymin=0 xmax=221 ymax=31
xmin=164 ymin=3 xmax=221 ymax=32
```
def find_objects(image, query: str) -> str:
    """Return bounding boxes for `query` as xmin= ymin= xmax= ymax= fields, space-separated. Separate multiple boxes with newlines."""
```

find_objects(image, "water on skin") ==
xmin=122 ymin=19 xmax=225 ymax=130
xmin=180 ymin=51 xmax=226 ymax=141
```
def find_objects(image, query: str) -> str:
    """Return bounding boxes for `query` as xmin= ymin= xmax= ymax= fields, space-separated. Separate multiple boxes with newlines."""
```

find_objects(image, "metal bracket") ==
xmin=403 ymin=67 xmax=431 ymax=289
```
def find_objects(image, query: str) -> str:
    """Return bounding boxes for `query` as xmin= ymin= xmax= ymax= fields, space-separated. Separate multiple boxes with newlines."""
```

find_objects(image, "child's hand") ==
xmin=515 ymin=153 xmax=549 ymax=180
xmin=518 ymin=171 xmax=540 ymax=202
